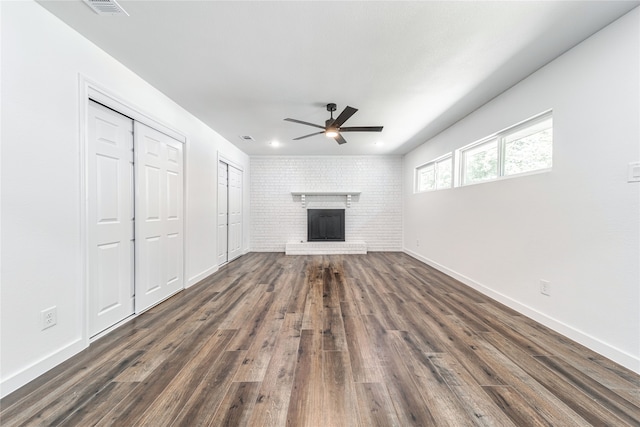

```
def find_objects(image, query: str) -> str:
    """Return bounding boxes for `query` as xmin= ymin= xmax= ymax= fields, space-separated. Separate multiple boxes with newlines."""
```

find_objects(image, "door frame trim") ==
xmin=217 ymin=153 xmax=243 ymax=172
xmin=217 ymin=153 xmax=244 ymax=262
xmin=79 ymin=75 xmax=187 ymax=345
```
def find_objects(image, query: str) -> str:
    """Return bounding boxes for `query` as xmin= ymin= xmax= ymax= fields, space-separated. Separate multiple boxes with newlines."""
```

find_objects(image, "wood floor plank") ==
xmin=233 ymin=304 xmax=287 ymax=382
xmin=301 ymin=261 xmax=324 ymax=330
xmin=322 ymin=306 xmax=347 ymax=351
xmin=535 ymin=355 xmax=640 ymax=426
xmin=171 ymin=350 xmax=246 ymax=426
xmin=459 ymin=298 xmax=550 ymax=357
xmin=479 ymin=331 xmax=617 ymax=426
xmin=615 ymin=388 xmax=640 ymax=407
xmin=2 ymin=252 xmax=639 ymax=427
xmin=281 ymin=257 xmax=307 ymax=313
xmin=322 ymin=265 xmax=341 ymax=309
xmin=341 ymin=300 xmax=383 ymax=383
xmin=357 ymin=275 xmax=402 ymax=331
xmin=94 ymin=329 xmax=235 ymax=426
xmin=247 ymin=313 xmax=302 ymax=427
xmin=0 ymin=328 xmax=146 ymax=423
xmin=13 ymin=350 xmax=144 ymax=426
xmin=227 ymin=291 xmax=277 ymax=351
xmin=480 ymin=301 xmax=640 ymax=389
xmin=426 ymin=353 xmax=518 ymax=426
xmin=285 ymin=265 xmax=310 ymax=314
xmin=388 ymin=331 xmax=476 ymax=427
xmin=361 ymin=314 xmax=394 ymax=367
xmin=217 ymin=282 xmax=268 ymax=330
xmin=410 ymin=302 xmax=507 ymax=386
xmin=132 ymin=329 xmax=238 ymax=426
xmin=524 ymin=357 xmax=637 ymax=426
xmin=386 ymin=297 xmax=445 ymax=353
xmin=354 ymin=382 xmax=402 ymax=427
xmin=57 ymin=381 xmax=139 ymax=426
xmin=344 ymin=277 xmax=376 ymax=316
xmin=323 ymin=350 xmax=361 ymax=426
xmin=378 ymin=333 xmax=439 ymax=426
xmin=210 ymin=381 xmax=261 ymax=427
xmin=482 ymin=385 xmax=555 ymax=427
xmin=286 ymin=329 xmax=324 ymax=426
xmin=436 ymin=291 xmax=491 ymax=333
xmin=113 ymin=317 xmax=201 ymax=383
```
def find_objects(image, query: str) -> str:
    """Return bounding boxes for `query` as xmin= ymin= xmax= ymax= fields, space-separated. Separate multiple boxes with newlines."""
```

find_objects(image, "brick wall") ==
xmin=250 ymin=156 xmax=402 ymax=252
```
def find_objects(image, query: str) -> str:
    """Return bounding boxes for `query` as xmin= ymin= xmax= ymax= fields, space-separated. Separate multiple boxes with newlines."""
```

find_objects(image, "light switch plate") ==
xmin=628 ymin=161 xmax=640 ymax=182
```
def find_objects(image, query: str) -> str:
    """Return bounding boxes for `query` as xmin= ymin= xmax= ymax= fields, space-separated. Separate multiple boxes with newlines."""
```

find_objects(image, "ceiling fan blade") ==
xmin=293 ymin=131 xmax=325 ymax=140
xmin=339 ymin=126 xmax=384 ymax=132
xmin=284 ymin=118 xmax=325 ymax=130
xmin=331 ymin=106 xmax=358 ymax=128
xmin=334 ymin=134 xmax=348 ymax=145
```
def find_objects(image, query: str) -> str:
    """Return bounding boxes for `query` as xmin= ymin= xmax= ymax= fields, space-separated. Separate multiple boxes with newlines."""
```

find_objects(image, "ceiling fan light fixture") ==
xmin=285 ymin=104 xmax=382 ymax=145
xmin=325 ymin=128 xmax=339 ymax=138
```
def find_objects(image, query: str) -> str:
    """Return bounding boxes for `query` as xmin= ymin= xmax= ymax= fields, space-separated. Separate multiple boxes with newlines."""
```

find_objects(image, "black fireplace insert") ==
xmin=307 ymin=209 xmax=345 ymax=242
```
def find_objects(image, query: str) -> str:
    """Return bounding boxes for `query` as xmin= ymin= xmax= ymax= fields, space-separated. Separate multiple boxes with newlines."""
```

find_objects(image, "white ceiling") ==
xmin=37 ymin=0 xmax=639 ymax=156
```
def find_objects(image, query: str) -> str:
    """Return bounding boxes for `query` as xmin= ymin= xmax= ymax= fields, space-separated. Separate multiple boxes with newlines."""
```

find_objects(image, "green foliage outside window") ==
xmin=504 ymin=127 xmax=552 ymax=176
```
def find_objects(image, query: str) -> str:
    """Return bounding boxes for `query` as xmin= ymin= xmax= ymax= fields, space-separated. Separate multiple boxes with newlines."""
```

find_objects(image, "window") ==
xmin=462 ymin=139 xmax=498 ymax=185
xmin=413 ymin=111 xmax=552 ymax=192
xmin=416 ymin=163 xmax=435 ymax=192
xmin=503 ymin=116 xmax=552 ymax=176
xmin=415 ymin=155 xmax=452 ymax=192
xmin=459 ymin=112 xmax=552 ymax=186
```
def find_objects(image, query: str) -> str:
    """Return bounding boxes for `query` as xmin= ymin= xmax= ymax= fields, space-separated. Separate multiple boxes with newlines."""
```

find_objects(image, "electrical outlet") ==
xmin=41 ymin=306 xmax=57 ymax=330
xmin=540 ymin=280 xmax=551 ymax=296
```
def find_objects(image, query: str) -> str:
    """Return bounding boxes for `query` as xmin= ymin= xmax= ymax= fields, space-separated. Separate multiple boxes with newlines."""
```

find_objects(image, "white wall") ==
xmin=1 ymin=1 xmax=249 ymax=397
xmin=251 ymin=156 xmax=402 ymax=251
xmin=403 ymin=8 xmax=640 ymax=373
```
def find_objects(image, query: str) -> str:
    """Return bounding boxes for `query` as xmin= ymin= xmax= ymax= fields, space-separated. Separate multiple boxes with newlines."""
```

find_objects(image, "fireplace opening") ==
xmin=307 ymin=209 xmax=345 ymax=242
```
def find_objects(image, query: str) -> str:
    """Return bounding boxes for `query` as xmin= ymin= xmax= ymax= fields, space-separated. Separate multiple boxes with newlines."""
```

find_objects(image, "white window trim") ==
xmin=458 ymin=110 xmax=553 ymax=187
xmin=458 ymin=137 xmax=499 ymax=186
xmin=415 ymin=153 xmax=453 ymax=193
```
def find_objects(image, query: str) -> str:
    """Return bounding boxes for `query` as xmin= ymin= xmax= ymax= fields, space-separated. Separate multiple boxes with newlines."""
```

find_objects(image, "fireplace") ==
xmin=307 ymin=209 xmax=345 ymax=242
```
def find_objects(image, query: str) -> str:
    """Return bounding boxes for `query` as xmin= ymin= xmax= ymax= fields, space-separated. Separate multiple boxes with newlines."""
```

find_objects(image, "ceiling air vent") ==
xmin=83 ymin=0 xmax=129 ymax=16
xmin=239 ymin=135 xmax=255 ymax=142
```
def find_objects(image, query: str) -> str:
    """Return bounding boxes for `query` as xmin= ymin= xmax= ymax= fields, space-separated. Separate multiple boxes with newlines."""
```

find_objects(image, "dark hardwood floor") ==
xmin=1 ymin=252 xmax=639 ymax=426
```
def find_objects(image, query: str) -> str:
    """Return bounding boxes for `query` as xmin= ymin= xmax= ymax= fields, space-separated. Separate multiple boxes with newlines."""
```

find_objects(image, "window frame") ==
xmin=459 ymin=137 xmax=499 ymax=186
xmin=414 ymin=153 xmax=453 ymax=193
xmin=501 ymin=114 xmax=553 ymax=178
xmin=457 ymin=111 xmax=553 ymax=187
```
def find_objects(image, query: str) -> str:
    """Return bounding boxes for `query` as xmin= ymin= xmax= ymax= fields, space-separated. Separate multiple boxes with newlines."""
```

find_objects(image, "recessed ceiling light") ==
xmin=269 ymin=140 xmax=280 ymax=147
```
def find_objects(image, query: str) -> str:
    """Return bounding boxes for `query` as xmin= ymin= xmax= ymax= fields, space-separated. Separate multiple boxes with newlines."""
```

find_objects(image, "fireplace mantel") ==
xmin=291 ymin=191 xmax=361 ymax=208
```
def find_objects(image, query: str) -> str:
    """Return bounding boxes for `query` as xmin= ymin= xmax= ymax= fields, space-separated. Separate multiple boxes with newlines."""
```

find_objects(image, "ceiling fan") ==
xmin=284 ymin=103 xmax=383 ymax=145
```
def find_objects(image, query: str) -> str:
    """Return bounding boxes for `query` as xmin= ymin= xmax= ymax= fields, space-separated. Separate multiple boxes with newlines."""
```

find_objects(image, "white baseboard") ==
xmin=403 ymin=248 xmax=640 ymax=374
xmin=187 ymin=265 xmax=219 ymax=288
xmin=1 ymin=338 xmax=86 ymax=399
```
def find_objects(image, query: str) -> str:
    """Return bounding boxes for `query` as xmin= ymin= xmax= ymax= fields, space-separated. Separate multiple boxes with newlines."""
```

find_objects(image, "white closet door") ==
xmin=134 ymin=122 xmax=184 ymax=313
xmin=217 ymin=161 xmax=229 ymax=265
xmin=88 ymin=101 xmax=135 ymax=336
xmin=228 ymin=165 xmax=243 ymax=262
